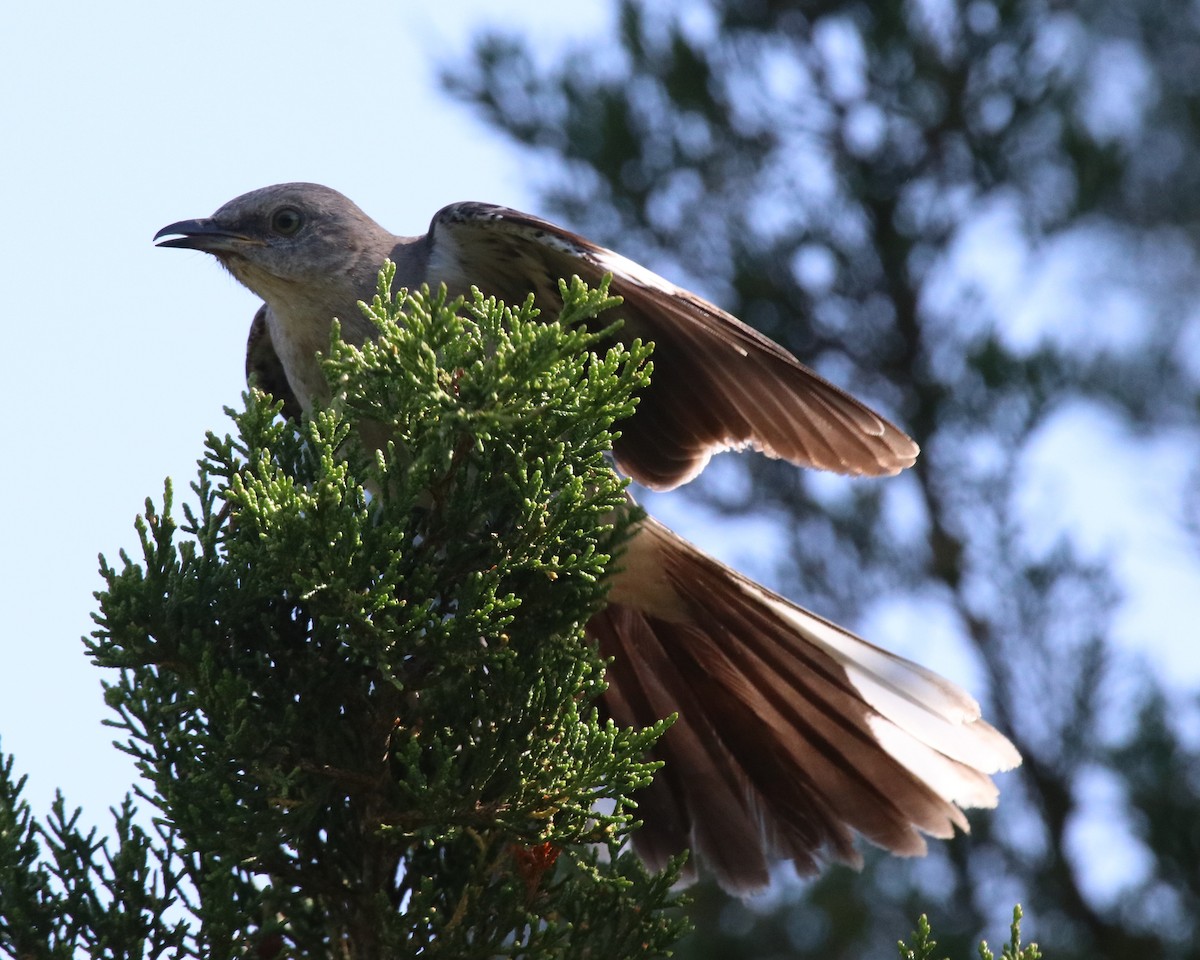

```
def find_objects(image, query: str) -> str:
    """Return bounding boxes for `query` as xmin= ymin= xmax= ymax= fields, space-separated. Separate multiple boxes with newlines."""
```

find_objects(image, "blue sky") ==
xmin=2 ymin=0 xmax=1198 ymax=910
xmin=0 ymin=0 xmax=616 ymax=823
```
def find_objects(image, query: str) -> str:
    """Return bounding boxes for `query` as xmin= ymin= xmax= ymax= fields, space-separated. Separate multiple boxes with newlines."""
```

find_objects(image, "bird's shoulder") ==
xmin=428 ymin=201 xmax=601 ymax=260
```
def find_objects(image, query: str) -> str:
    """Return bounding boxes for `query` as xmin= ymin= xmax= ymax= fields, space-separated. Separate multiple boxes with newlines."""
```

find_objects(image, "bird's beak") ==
xmin=154 ymin=218 xmax=260 ymax=252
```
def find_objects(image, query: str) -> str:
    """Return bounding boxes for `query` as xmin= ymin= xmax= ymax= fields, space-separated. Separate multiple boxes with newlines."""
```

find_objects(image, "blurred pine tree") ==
xmin=445 ymin=3 xmax=1200 ymax=957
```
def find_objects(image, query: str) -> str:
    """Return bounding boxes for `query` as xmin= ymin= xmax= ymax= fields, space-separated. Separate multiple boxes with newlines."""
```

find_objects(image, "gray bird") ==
xmin=156 ymin=183 xmax=1019 ymax=893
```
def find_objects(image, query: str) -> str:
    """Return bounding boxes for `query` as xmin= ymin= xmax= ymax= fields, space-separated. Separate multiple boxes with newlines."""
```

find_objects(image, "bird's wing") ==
xmin=426 ymin=202 xmax=919 ymax=490
xmin=245 ymin=305 xmax=305 ymax=421
xmin=595 ymin=515 xmax=1020 ymax=893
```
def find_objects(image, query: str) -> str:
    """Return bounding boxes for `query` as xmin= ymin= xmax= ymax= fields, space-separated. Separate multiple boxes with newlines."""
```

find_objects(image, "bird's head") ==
xmin=155 ymin=183 xmax=396 ymax=311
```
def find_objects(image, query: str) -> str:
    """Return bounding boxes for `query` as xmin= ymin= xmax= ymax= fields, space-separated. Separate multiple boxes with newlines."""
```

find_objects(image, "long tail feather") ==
xmin=592 ymin=516 xmax=1019 ymax=894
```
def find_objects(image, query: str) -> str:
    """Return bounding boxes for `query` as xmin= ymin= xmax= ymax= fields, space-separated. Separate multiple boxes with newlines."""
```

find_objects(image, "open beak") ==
xmin=154 ymin=218 xmax=259 ymax=252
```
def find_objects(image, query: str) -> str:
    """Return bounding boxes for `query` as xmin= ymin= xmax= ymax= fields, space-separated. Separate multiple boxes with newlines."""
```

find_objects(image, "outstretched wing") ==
xmin=425 ymin=202 xmax=918 ymax=490
xmin=245 ymin=305 xmax=304 ymax=421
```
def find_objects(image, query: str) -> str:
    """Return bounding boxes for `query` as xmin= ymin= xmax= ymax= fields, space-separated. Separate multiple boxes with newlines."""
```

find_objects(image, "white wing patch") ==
xmin=590 ymin=246 xmax=690 ymax=297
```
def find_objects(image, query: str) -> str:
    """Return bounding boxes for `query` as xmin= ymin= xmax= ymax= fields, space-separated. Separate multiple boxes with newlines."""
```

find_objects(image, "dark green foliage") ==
xmin=0 ymin=754 xmax=188 ymax=960
xmin=1 ymin=277 xmax=685 ymax=958
xmin=445 ymin=2 xmax=1200 ymax=957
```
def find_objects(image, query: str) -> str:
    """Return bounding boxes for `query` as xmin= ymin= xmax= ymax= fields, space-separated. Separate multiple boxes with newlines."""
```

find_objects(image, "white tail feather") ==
xmin=759 ymin=593 xmax=1022 ymax=785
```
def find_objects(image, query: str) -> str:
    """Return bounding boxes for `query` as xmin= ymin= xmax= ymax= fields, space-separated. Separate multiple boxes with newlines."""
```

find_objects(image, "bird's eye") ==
xmin=271 ymin=207 xmax=304 ymax=236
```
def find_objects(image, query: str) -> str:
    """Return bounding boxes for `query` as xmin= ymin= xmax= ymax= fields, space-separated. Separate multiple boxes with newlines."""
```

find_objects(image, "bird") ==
xmin=156 ymin=182 xmax=1019 ymax=894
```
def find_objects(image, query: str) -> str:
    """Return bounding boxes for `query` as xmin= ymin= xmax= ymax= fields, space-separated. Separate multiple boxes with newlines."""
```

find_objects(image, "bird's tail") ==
xmin=589 ymin=516 xmax=1020 ymax=894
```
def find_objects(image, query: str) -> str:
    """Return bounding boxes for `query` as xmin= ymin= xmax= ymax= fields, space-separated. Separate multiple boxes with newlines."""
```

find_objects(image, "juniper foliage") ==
xmin=1 ymin=274 xmax=684 ymax=960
